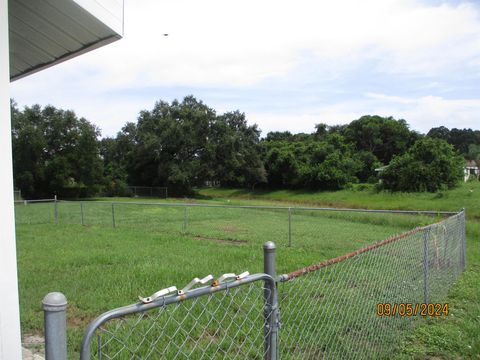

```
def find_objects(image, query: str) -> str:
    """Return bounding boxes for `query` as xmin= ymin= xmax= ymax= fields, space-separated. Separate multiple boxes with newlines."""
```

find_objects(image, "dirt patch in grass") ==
xmin=218 ymin=225 xmax=249 ymax=234
xmin=194 ymin=235 xmax=247 ymax=246
xmin=67 ymin=305 xmax=97 ymax=329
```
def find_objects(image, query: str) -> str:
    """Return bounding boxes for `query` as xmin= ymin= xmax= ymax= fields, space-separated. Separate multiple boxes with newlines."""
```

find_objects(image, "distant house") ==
xmin=464 ymin=160 xmax=479 ymax=182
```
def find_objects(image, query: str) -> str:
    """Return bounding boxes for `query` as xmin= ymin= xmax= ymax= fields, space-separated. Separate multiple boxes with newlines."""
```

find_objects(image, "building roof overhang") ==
xmin=9 ymin=0 xmax=123 ymax=81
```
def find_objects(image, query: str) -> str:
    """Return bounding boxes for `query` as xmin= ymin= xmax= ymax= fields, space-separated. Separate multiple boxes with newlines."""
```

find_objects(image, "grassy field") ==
xmin=14 ymin=182 xmax=480 ymax=358
xmin=196 ymin=182 xmax=480 ymax=359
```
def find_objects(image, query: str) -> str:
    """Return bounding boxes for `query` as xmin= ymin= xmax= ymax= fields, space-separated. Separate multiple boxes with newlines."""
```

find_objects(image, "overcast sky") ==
xmin=10 ymin=0 xmax=480 ymax=138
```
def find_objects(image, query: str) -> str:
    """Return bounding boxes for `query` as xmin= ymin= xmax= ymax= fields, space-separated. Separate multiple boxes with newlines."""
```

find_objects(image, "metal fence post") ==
xmin=80 ymin=202 xmax=84 ymax=226
xmin=183 ymin=206 xmax=188 ymax=233
xmin=288 ymin=208 xmax=292 ymax=247
xmin=111 ymin=203 xmax=116 ymax=228
xmin=42 ymin=292 xmax=67 ymax=360
xmin=423 ymin=229 xmax=430 ymax=304
xmin=54 ymin=195 xmax=58 ymax=225
xmin=263 ymin=241 xmax=278 ymax=360
xmin=460 ymin=209 xmax=466 ymax=271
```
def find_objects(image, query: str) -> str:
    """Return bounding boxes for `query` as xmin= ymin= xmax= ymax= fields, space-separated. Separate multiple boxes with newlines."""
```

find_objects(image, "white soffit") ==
xmin=9 ymin=0 xmax=123 ymax=81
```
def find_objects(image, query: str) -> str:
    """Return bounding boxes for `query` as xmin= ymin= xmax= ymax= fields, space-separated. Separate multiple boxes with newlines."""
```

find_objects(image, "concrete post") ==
xmin=42 ymin=292 xmax=68 ymax=360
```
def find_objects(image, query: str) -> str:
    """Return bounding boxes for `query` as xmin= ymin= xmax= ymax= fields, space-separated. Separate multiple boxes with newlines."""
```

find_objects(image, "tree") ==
xmin=343 ymin=115 xmax=418 ymax=164
xmin=11 ymin=103 xmax=103 ymax=198
xmin=263 ymin=142 xmax=300 ymax=188
xmin=428 ymin=127 xmax=480 ymax=156
xmin=124 ymin=96 xmax=266 ymax=194
xmin=426 ymin=126 xmax=450 ymax=141
xmin=380 ymin=138 xmax=463 ymax=192
xmin=353 ymin=151 xmax=381 ymax=183
xmin=261 ymin=133 xmax=360 ymax=190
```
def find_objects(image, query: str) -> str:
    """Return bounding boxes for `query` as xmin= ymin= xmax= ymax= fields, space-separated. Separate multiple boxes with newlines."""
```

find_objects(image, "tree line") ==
xmin=11 ymin=96 xmax=479 ymax=198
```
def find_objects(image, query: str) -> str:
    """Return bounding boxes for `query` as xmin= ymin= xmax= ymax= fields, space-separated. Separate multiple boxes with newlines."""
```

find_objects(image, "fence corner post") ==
xmin=42 ymin=292 xmax=67 ymax=360
xmin=263 ymin=241 xmax=278 ymax=360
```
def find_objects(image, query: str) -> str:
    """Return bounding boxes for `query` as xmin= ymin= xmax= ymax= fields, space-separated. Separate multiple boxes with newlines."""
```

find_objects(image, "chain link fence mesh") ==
xmin=15 ymin=200 xmax=443 ymax=252
xmin=277 ymin=211 xmax=465 ymax=359
xmin=19 ymin=200 xmax=465 ymax=358
xmin=81 ymin=278 xmax=274 ymax=360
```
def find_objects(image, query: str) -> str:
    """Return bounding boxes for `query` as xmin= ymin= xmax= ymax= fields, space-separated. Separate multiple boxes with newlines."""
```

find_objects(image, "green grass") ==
xmin=196 ymin=183 xmax=480 ymax=359
xmin=14 ymin=182 xmax=480 ymax=359
xmin=196 ymin=181 xmax=480 ymax=219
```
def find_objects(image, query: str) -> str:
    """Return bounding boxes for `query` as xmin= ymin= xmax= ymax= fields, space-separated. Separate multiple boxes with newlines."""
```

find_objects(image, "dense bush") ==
xmin=380 ymin=138 xmax=464 ymax=192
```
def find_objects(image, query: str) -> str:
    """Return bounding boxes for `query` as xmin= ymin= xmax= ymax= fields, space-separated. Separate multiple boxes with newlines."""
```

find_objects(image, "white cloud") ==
xmin=10 ymin=0 xmax=480 ymax=137
xmin=46 ymin=0 xmax=480 ymax=88
xmin=364 ymin=93 xmax=480 ymax=132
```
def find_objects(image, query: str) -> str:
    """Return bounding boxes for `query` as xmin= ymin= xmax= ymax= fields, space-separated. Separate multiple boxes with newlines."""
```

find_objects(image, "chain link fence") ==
xmin=15 ymin=200 xmax=455 ymax=252
xmin=52 ymin=210 xmax=465 ymax=360
xmin=127 ymin=186 xmax=168 ymax=198
xmin=277 ymin=210 xmax=466 ymax=359
xmin=79 ymin=273 xmax=276 ymax=360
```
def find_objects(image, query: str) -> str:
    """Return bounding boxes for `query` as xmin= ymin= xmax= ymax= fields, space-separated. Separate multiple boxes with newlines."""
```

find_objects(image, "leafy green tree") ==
xmin=343 ymin=115 xmax=418 ymax=164
xmin=262 ymin=133 xmax=360 ymax=190
xmin=123 ymin=96 xmax=266 ymax=194
xmin=207 ymin=111 xmax=266 ymax=188
xmin=265 ymin=131 xmax=294 ymax=142
xmin=263 ymin=142 xmax=300 ymax=188
xmin=353 ymin=151 xmax=382 ymax=183
xmin=11 ymin=103 xmax=103 ymax=198
xmin=428 ymin=127 xmax=480 ymax=156
xmin=467 ymin=144 xmax=480 ymax=163
xmin=380 ymin=138 xmax=463 ymax=192
xmin=298 ymin=140 xmax=360 ymax=190
xmin=426 ymin=126 xmax=450 ymax=141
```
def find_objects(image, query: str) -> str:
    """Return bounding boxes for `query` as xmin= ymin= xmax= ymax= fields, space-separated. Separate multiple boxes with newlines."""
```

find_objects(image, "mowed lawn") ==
xmin=14 ymin=183 xmax=480 ymax=358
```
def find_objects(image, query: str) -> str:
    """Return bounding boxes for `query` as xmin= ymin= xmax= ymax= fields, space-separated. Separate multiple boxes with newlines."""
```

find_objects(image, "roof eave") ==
xmin=10 ymin=33 xmax=121 ymax=82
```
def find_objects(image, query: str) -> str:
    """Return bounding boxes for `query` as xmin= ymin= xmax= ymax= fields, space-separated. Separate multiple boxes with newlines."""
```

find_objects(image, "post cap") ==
xmin=263 ymin=241 xmax=276 ymax=251
xmin=42 ymin=292 xmax=67 ymax=312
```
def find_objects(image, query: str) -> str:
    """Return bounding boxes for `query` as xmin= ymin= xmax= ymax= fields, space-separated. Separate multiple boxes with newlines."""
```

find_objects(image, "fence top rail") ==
xmin=279 ymin=209 xmax=464 ymax=282
xmin=80 ymin=272 xmax=274 ymax=359
xmin=127 ymin=186 xmax=168 ymax=189
xmin=57 ymin=199 xmax=460 ymax=216
xmin=15 ymin=198 xmax=56 ymax=204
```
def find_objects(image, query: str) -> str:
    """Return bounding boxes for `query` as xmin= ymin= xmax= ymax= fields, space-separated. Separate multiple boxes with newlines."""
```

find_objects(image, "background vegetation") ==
xmin=11 ymin=96 xmax=480 ymax=198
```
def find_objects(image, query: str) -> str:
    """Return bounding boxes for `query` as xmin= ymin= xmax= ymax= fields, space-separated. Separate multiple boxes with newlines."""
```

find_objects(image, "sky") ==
xmin=10 ymin=0 xmax=480 ymax=138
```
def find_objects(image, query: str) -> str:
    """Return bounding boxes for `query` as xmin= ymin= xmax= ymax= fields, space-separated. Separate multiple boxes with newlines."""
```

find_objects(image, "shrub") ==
xmin=380 ymin=138 xmax=463 ymax=192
